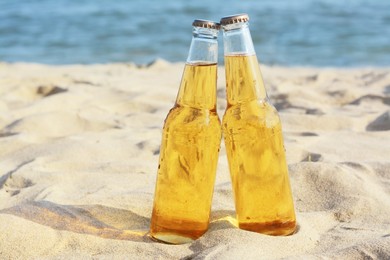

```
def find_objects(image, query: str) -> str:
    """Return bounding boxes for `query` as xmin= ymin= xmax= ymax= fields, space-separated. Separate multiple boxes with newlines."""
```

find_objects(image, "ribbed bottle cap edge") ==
xmin=192 ymin=19 xmax=221 ymax=30
xmin=220 ymin=14 xmax=249 ymax=25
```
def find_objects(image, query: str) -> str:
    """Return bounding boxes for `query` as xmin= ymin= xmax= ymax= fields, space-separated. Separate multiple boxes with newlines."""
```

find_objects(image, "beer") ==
xmin=150 ymin=20 xmax=222 ymax=244
xmin=221 ymin=14 xmax=296 ymax=236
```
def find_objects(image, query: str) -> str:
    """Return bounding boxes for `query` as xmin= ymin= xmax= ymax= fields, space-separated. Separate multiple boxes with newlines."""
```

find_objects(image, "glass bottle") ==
xmin=220 ymin=14 xmax=296 ymax=236
xmin=150 ymin=20 xmax=222 ymax=244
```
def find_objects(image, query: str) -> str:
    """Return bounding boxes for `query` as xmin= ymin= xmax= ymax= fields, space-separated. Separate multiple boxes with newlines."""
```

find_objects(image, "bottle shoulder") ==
xmin=224 ymin=100 xmax=278 ymax=116
xmin=223 ymin=100 xmax=281 ymax=127
xmin=164 ymin=105 xmax=221 ymax=128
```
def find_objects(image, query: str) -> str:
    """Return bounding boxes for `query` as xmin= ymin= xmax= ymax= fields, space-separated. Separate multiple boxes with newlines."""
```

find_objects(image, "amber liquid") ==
xmin=223 ymin=55 xmax=296 ymax=236
xmin=150 ymin=63 xmax=221 ymax=244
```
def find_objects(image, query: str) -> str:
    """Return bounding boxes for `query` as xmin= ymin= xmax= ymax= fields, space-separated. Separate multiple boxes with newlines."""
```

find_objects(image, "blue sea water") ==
xmin=0 ymin=0 xmax=389 ymax=66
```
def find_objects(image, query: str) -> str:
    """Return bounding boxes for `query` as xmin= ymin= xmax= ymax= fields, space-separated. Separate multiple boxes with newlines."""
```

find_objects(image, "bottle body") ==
xmin=150 ymin=21 xmax=221 ymax=244
xmin=221 ymin=15 xmax=296 ymax=236
xmin=150 ymin=63 xmax=221 ymax=244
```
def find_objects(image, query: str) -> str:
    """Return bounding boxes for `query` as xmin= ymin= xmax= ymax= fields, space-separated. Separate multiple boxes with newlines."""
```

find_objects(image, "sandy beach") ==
xmin=0 ymin=60 xmax=389 ymax=259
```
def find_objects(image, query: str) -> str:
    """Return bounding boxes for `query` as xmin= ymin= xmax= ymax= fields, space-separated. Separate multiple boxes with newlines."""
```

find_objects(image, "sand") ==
xmin=0 ymin=60 xmax=389 ymax=259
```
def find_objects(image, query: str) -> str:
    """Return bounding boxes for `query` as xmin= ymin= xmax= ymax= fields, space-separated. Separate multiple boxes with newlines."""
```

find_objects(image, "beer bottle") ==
xmin=220 ymin=14 xmax=296 ymax=235
xmin=150 ymin=20 xmax=222 ymax=244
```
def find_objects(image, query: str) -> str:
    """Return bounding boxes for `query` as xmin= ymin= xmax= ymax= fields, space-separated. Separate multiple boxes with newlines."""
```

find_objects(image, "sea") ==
xmin=0 ymin=0 xmax=389 ymax=67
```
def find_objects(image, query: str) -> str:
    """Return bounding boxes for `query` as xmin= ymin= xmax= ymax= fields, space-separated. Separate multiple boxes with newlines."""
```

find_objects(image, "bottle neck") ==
xmin=223 ymin=23 xmax=255 ymax=56
xmin=222 ymin=22 xmax=267 ymax=106
xmin=186 ymin=27 xmax=219 ymax=64
xmin=175 ymin=27 xmax=219 ymax=110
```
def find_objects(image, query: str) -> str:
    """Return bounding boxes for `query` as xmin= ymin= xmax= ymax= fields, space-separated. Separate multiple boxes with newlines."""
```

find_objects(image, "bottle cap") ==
xmin=192 ymin=19 xmax=221 ymax=30
xmin=220 ymin=14 xmax=249 ymax=25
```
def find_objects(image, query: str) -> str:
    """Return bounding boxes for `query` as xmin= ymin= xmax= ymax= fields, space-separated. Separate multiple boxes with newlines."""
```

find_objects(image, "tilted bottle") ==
xmin=150 ymin=20 xmax=222 ymax=244
xmin=220 ymin=14 xmax=296 ymax=235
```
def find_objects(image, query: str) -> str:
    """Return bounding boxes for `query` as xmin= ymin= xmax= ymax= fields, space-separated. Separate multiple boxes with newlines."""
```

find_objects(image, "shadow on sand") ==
xmin=0 ymin=200 xmax=151 ymax=242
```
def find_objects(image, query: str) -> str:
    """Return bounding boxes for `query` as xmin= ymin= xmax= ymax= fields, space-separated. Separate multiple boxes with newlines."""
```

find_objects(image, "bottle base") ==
xmin=150 ymin=218 xmax=208 ymax=244
xmin=238 ymin=220 xmax=297 ymax=236
xmin=150 ymin=232 xmax=195 ymax=244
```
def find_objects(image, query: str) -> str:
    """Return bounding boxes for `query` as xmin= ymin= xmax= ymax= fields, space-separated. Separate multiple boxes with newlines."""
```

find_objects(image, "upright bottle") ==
xmin=150 ymin=20 xmax=222 ymax=244
xmin=220 ymin=14 xmax=296 ymax=235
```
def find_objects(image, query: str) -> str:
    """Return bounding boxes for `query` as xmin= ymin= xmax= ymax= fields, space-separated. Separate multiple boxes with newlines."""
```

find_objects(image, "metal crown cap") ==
xmin=192 ymin=19 xmax=221 ymax=30
xmin=220 ymin=14 xmax=249 ymax=25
